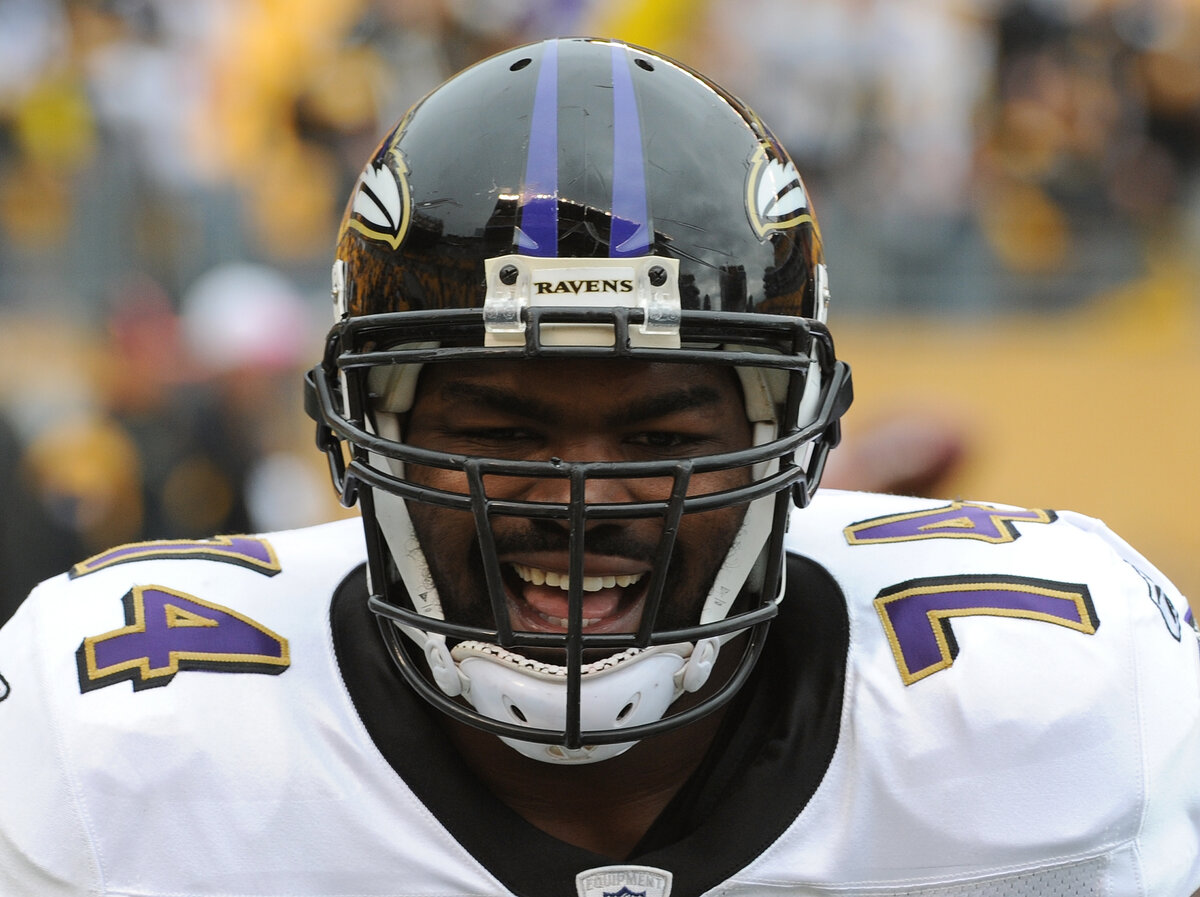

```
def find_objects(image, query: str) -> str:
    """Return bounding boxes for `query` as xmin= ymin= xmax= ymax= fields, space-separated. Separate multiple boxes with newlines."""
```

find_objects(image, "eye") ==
xmin=455 ymin=427 xmax=542 ymax=448
xmin=461 ymin=427 xmax=534 ymax=440
xmin=625 ymin=431 xmax=713 ymax=455
xmin=629 ymin=432 xmax=691 ymax=447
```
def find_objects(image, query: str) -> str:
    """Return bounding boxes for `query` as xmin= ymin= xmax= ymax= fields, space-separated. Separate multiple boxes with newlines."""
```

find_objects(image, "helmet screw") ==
xmin=648 ymin=266 xmax=667 ymax=287
xmin=499 ymin=264 xmax=519 ymax=285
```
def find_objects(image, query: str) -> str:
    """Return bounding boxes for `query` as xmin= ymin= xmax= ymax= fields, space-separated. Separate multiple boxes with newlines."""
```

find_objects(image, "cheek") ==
xmin=405 ymin=463 xmax=470 ymax=539
xmin=673 ymin=471 xmax=752 ymax=579
xmin=678 ymin=500 xmax=748 ymax=551
xmin=403 ymin=480 xmax=478 ymax=575
xmin=653 ymin=502 xmax=750 ymax=630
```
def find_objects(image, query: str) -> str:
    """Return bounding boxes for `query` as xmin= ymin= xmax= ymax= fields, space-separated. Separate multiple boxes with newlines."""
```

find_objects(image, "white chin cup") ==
xmin=450 ymin=639 xmax=721 ymax=764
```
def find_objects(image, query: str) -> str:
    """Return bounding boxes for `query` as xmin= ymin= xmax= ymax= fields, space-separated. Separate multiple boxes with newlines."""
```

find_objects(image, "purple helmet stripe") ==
xmin=517 ymin=41 xmax=560 ymax=256
xmin=609 ymin=45 xmax=651 ymax=257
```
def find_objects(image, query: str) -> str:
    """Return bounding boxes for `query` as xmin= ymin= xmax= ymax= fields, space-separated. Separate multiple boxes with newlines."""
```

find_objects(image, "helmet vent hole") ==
xmin=616 ymin=698 xmax=638 ymax=722
xmin=635 ymin=58 xmax=655 ymax=72
xmin=504 ymin=698 xmax=528 ymax=723
xmin=510 ymin=57 xmax=532 ymax=72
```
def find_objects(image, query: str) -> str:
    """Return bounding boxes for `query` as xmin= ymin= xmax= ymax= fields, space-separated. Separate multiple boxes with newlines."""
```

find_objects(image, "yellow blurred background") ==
xmin=0 ymin=0 xmax=1197 ymax=618
xmin=838 ymin=270 xmax=1200 ymax=606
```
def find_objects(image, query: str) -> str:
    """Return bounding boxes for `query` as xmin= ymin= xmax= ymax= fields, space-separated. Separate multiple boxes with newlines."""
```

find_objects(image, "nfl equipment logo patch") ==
xmin=576 ymin=865 xmax=672 ymax=897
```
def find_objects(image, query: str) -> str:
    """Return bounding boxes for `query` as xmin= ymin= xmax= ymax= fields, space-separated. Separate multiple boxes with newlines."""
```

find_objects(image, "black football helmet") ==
xmin=308 ymin=37 xmax=852 ymax=763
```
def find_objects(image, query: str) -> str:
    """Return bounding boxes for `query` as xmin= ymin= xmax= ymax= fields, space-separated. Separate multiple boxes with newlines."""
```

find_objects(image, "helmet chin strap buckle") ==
xmin=422 ymin=634 xmax=464 ymax=697
xmin=680 ymin=637 xmax=721 ymax=693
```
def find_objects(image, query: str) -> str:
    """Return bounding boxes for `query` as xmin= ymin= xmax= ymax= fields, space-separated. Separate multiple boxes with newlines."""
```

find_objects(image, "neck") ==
xmin=442 ymin=707 xmax=728 ymax=860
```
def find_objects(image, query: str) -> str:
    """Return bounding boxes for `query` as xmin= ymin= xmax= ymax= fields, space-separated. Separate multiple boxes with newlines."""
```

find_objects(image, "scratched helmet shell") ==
xmin=309 ymin=37 xmax=852 ymax=762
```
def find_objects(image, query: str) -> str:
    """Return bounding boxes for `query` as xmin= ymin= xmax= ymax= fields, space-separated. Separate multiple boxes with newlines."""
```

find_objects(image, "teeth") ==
xmin=512 ymin=564 xmax=644 ymax=593
xmin=542 ymin=615 xmax=602 ymax=628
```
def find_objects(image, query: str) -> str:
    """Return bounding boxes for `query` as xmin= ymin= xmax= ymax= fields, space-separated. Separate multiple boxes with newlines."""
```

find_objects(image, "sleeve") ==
xmin=1064 ymin=510 xmax=1200 ymax=896
xmin=783 ymin=493 xmax=1200 ymax=894
xmin=0 ymin=583 xmax=101 ymax=895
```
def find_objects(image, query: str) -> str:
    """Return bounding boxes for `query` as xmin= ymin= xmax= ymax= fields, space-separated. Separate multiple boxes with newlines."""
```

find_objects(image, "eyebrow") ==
xmin=437 ymin=381 xmax=727 ymax=427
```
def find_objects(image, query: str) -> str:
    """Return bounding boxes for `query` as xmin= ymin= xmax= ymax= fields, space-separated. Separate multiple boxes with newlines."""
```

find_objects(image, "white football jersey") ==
xmin=0 ymin=489 xmax=1196 ymax=896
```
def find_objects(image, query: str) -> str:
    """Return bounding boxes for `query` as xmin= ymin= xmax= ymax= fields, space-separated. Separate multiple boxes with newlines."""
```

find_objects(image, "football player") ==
xmin=1 ymin=37 xmax=1197 ymax=897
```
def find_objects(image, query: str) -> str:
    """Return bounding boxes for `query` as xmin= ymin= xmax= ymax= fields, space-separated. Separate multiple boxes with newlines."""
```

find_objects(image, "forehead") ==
xmin=413 ymin=358 xmax=746 ymax=411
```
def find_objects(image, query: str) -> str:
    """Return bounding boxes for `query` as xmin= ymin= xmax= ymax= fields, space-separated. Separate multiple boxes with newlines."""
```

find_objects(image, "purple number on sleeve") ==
xmin=77 ymin=586 xmax=289 ymax=692
xmin=845 ymin=502 xmax=1055 ymax=545
xmin=875 ymin=575 xmax=1099 ymax=685
xmin=70 ymin=536 xmax=281 ymax=578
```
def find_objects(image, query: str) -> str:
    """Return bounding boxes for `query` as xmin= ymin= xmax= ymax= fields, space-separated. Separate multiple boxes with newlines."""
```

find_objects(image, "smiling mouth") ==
xmin=506 ymin=563 xmax=648 ymax=631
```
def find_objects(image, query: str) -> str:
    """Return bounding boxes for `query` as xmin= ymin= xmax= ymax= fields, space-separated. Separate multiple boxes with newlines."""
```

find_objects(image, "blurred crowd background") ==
xmin=1 ymin=0 xmax=1198 ymax=622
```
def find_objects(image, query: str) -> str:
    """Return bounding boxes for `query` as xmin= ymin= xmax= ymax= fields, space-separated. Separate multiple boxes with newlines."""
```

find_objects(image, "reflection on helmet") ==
xmin=308 ymin=37 xmax=852 ymax=763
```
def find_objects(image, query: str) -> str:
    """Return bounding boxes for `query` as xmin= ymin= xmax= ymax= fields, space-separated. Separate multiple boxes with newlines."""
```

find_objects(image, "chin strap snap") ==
xmin=419 ymin=632 xmax=464 ymax=697
xmin=680 ymin=637 xmax=721 ymax=693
